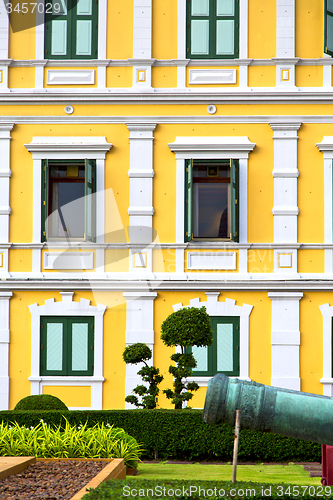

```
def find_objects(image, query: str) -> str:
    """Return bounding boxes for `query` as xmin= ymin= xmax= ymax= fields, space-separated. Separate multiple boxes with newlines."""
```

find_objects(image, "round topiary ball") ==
xmin=14 ymin=394 xmax=68 ymax=411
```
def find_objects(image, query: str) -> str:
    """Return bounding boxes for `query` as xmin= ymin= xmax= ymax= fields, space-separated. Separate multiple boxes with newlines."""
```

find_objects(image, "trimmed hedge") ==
xmin=0 ymin=409 xmax=321 ymax=462
xmin=83 ymin=480 xmax=331 ymax=500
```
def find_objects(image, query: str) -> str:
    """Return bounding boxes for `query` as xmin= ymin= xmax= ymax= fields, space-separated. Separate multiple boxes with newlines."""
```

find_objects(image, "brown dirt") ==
xmin=0 ymin=459 xmax=108 ymax=499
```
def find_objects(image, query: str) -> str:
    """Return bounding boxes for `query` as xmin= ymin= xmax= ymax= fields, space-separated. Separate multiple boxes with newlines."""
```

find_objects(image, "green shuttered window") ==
xmin=41 ymin=159 xmax=96 ymax=242
xmin=184 ymin=159 xmax=239 ymax=242
xmin=45 ymin=0 xmax=98 ymax=59
xmin=187 ymin=0 xmax=239 ymax=59
xmin=40 ymin=316 xmax=94 ymax=376
xmin=190 ymin=316 xmax=240 ymax=377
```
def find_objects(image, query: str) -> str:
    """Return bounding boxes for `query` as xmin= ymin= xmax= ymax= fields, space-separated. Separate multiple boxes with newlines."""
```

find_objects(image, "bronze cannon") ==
xmin=203 ymin=373 xmax=333 ymax=446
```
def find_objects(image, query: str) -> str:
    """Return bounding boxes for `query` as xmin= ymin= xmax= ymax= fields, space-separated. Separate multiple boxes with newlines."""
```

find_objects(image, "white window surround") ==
xmin=316 ymin=137 xmax=333 ymax=273
xmin=24 ymin=137 xmax=112 ymax=247
xmin=28 ymin=291 xmax=107 ymax=410
xmin=168 ymin=136 xmax=256 ymax=245
xmin=172 ymin=292 xmax=253 ymax=387
xmin=177 ymin=0 xmax=248 ymax=87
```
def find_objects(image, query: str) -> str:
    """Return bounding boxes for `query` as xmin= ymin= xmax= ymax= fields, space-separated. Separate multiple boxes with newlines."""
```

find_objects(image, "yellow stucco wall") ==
xmin=9 ymin=68 xmax=35 ymax=88
xmin=248 ymin=1 xmax=276 ymax=59
xmin=43 ymin=386 xmax=91 ymax=408
xmin=152 ymin=0 xmax=177 ymax=60
xmin=295 ymin=66 xmax=323 ymax=88
xmin=295 ymin=0 xmax=324 ymax=59
xmin=9 ymin=250 xmax=32 ymax=273
xmin=248 ymin=66 xmax=276 ymax=88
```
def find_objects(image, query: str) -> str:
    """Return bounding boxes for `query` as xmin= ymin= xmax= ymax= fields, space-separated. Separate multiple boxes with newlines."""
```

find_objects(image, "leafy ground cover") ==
xmin=0 ymin=419 xmax=142 ymax=467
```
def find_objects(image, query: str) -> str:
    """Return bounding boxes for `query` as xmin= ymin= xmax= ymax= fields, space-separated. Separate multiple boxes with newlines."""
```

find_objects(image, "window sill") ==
xmin=29 ymin=376 xmax=105 ymax=383
xmin=186 ymin=376 xmax=251 ymax=387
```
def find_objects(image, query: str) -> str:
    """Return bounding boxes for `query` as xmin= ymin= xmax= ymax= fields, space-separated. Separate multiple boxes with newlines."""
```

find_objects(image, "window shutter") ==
xmin=45 ymin=0 xmax=70 ymax=58
xmin=74 ymin=0 xmax=98 ymax=57
xmin=325 ymin=0 xmax=333 ymax=56
xmin=45 ymin=0 xmax=98 ymax=59
xmin=230 ymin=158 xmax=239 ymax=242
xmin=184 ymin=159 xmax=193 ymax=242
xmin=41 ymin=159 xmax=48 ymax=242
xmin=84 ymin=159 xmax=96 ymax=242
xmin=40 ymin=317 xmax=66 ymax=376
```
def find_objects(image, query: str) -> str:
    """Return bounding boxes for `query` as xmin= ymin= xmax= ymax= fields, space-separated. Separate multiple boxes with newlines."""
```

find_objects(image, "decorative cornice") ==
xmin=270 ymin=123 xmax=302 ymax=131
xmin=24 ymin=136 xmax=112 ymax=154
xmin=3 ymin=279 xmax=333 ymax=292
xmin=168 ymin=136 xmax=256 ymax=157
xmin=3 ymin=115 xmax=333 ymax=125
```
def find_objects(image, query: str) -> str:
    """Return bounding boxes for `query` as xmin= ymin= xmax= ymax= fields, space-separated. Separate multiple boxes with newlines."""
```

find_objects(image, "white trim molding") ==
xmin=123 ymin=291 xmax=157 ymax=408
xmin=316 ymin=137 xmax=333 ymax=272
xmin=168 ymin=136 xmax=255 ymax=247
xmin=319 ymin=302 xmax=333 ymax=396
xmin=0 ymin=124 xmax=14 ymax=247
xmin=0 ymin=292 xmax=13 ymax=410
xmin=127 ymin=124 xmax=156 ymax=274
xmin=270 ymin=123 xmax=301 ymax=248
xmin=269 ymin=292 xmax=303 ymax=391
xmin=172 ymin=292 xmax=253 ymax=386
xmin=28 ymin=291 xmax=107 ymax=410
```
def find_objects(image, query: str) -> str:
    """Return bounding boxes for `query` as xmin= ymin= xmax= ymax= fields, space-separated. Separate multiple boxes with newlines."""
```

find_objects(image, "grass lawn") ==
xmin=130 ymin=462 xmax=321 ymax=485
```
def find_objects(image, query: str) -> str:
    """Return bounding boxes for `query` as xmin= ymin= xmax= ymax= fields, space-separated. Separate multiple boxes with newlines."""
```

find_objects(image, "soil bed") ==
xmin=0 ymin=459 xmax=108 ymax=500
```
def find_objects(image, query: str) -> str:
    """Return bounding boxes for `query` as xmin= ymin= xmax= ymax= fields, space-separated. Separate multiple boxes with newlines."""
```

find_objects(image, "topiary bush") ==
xmin=14 ymin=394 xmax=68 ymax=411
xmin=123 ymin=343 xmax=163 ymax=409
xmin=161 ymin=306 xmax=213 ymax=409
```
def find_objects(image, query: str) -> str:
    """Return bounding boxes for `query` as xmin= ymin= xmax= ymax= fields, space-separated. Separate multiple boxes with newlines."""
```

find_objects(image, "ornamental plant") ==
xmin=161 ymin=306 xmax=213 ymax=409
xmin=0 ymin=419 xmax=142 ymax=468
xmin=123 ymin=343 xmax=163 ymax=409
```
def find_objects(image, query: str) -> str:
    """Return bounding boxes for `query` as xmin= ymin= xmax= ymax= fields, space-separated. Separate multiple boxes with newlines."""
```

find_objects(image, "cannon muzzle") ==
xmin=203 ymin=373 xmax=333 ymax=445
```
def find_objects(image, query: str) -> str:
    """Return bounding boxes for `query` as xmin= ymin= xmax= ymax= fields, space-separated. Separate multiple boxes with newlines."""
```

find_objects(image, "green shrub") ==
xmin=0 ymin=409 xmax=321 ymax=463
xmin=14 ymin=394 xmax=68 ymax=411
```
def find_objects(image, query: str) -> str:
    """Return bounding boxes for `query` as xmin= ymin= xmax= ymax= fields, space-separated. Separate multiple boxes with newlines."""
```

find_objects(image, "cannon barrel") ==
xmin=203 ymin=373 xmax=333 ymax=445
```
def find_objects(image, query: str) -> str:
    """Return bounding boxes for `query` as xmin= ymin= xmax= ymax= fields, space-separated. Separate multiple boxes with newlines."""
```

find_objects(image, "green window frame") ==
xmin=45 ymin=0 xmax=98 ymax=59
xmin=184 ymin=158 xmax=239 ymax=242
xmin=41 ymin=159 xmax=96 ymax=242
xmin=189 ymin=316 xmax=240 ymax=377
xmin=325 ymin=0 xmax=333 ymax=56
xmin=40 ymin=316 xmax=94 ymax=376
xmin=186 ymin=0 xmax=239 ymax=59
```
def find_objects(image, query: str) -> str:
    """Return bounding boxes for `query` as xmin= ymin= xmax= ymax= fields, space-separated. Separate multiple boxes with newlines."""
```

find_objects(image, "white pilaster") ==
xmin=316 ymin=138 xmax=333 ymax=272
xmin=0 ymin=124 xmax=13 ymax=278
xmin=270 ymin=123 xmax=301 ymax=251
xmin=123 ymin=291 xmax=157 ymax=408
xmin=275 ymin=0 xmax=297 ymax=88
xmin=131 ymin=0 xmax=153 ymax=89
xmin=0 ymin=292 xmax=13 ymax=410
xmin=269 ymin=292 xmax=303 ymax=390
xmin=319 ymin=303 xmax=333 ymax=396
xmin=127 ymin=124 xmax=156 ymax=276
xmin=0 ymin=1 xmax=10 ymax=91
